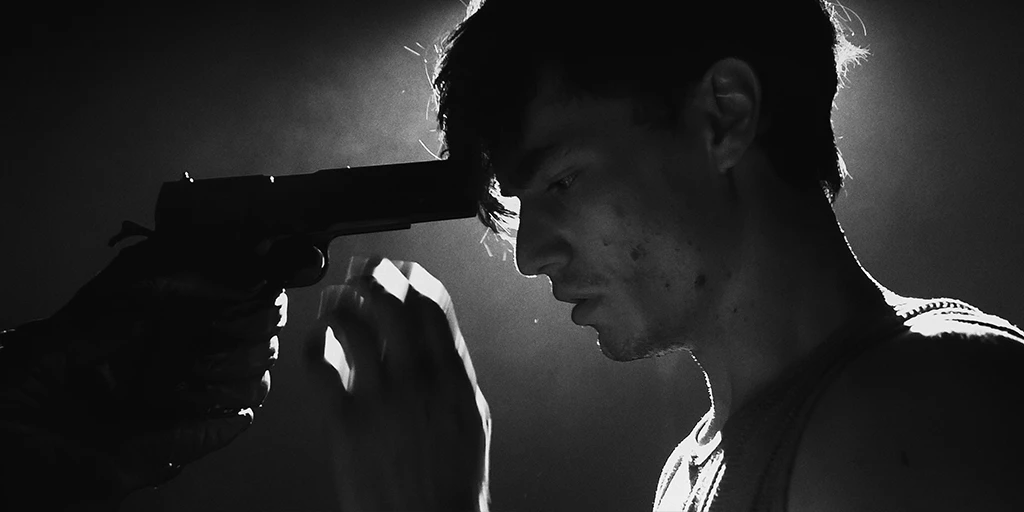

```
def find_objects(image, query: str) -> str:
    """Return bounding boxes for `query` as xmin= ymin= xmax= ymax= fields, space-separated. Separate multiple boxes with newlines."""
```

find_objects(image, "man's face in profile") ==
xmin=495 ymin=74 xmax=745 ymax=361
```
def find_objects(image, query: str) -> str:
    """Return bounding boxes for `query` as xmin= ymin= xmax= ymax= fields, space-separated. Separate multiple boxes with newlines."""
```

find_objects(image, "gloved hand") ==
xmin=0 ymin=238 xmax=286 ymax=510
xmin=307 ymin=257 xmax=491 ymax=512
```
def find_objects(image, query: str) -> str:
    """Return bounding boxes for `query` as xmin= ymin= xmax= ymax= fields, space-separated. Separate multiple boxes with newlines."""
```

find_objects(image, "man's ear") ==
xmin=695 ymin=58 xmax=762 ymax=172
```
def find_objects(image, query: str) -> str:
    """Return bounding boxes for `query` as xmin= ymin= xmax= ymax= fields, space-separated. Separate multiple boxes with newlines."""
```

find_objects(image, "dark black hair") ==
xmin=433 ymin=0 xmax=868 ymax=234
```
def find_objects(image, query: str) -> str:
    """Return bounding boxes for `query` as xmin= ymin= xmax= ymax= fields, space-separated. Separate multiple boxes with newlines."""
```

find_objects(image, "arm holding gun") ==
xmin=0 ymin=160 xmax=491 ymax=510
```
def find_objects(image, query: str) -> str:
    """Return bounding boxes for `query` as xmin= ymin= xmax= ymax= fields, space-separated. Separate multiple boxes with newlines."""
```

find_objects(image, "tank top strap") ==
xmin=747 ymin=303 xmax=920 ymax=510
xmin=752 ymin=296 xmax=991 ymax=511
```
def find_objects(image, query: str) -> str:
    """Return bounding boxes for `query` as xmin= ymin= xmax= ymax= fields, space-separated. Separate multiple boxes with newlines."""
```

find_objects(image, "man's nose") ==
xmin=514 ymin=204 xmax=569 ymax=277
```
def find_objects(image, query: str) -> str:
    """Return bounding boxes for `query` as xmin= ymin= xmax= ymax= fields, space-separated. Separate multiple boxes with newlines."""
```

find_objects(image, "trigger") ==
xmin=108 ymin=220 xmax=155 ymax=247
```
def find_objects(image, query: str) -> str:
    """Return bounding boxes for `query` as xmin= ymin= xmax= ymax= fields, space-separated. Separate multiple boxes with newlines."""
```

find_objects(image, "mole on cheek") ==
xmin=694 ymin=274 xmax=707 ymax=288
xmin=629 ymin=244 xmax=646 ymax=262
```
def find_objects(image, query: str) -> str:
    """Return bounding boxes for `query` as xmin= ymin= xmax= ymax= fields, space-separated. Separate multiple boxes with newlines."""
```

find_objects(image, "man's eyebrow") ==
xmin=499 ymin=144 xmax=571 ymax=196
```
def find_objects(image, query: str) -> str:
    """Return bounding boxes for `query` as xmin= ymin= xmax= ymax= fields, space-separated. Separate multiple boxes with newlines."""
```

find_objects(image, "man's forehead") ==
xmin=494 ymin=90 xmax=639 ymax=195
xmin=491 ymin=75 xmax=575 ymax=195
xmin=495 ymin=143 xmax=572 ymax=196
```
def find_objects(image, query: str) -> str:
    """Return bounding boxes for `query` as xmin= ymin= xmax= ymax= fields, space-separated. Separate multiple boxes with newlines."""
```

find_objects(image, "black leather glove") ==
xmin=0 ymin=239 xmax=286 ymax=510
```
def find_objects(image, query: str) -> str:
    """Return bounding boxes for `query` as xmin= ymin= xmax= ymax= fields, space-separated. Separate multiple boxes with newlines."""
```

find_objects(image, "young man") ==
xmin=2 ymin=0 xmax=1022 ymax=511
xmin=430 ymin=0 xmax=1024 ymax=510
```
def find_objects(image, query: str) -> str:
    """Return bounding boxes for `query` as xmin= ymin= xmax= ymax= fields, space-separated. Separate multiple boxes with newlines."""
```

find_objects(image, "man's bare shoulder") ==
xmin=788 ymin=313 xmax=1024 ymax=512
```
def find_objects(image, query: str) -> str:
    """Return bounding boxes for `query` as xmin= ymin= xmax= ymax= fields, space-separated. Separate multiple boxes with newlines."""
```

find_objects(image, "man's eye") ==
xmin=547 ymin=170 xmax=580 ymax=193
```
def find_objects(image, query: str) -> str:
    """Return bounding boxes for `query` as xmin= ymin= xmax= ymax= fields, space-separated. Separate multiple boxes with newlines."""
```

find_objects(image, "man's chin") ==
xmin=595 ymin=332 xmax=649 ymax=362
xmin=595 ymin=328 xmax=689 ymax=362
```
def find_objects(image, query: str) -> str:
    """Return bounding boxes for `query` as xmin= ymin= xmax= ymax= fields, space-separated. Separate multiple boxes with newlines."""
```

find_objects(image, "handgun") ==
xmin=116 ymin=159 xmax=478 ymax=288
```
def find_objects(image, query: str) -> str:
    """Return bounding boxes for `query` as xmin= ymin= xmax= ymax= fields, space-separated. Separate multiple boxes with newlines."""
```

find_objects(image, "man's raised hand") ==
xmin=309 ymin=257 xmax=491 ymax=512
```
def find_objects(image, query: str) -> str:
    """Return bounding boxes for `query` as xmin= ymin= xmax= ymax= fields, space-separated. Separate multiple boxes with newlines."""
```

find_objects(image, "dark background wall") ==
xmin=3 ymin=1 xmax=1022 ymax=510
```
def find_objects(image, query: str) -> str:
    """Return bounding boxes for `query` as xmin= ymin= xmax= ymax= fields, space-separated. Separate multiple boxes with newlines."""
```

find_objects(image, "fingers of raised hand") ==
xmin=402 ymin=284 xmax=458 ymax=375
xmin=397 ymin=261 xmax=479 ymax=382
xmin=317 ymin=277 xmax=399 ymax=393
xmin=403 ymin=282 xmax=488 ymax=423
xmin=318 ymin=258 xmax=469 ymax=395
xmin=397 ymin=263 xmax=490 ymax=434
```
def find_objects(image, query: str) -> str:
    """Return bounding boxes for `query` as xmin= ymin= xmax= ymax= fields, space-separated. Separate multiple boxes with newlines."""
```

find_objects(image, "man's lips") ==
xmin=570 ymin=298 xmax=600 ymax=326
xmin=552 ymin=285 xmax=600 ymax=325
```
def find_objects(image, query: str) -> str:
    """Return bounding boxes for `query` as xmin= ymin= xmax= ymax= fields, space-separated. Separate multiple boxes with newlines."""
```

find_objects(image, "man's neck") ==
xmin=690 ymin=190 xmax=893 ymax=446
